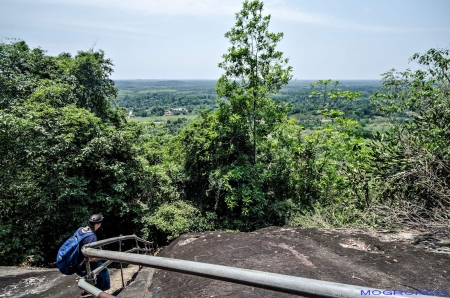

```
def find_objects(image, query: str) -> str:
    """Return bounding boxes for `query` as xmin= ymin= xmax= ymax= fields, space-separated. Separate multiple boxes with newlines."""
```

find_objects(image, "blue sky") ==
xmin=1 ymin=0 xmax=449 ymax=80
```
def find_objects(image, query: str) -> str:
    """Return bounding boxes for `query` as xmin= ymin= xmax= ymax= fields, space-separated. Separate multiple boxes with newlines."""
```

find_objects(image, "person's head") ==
xmin=88 ymin=214 xmax=103 ymax=231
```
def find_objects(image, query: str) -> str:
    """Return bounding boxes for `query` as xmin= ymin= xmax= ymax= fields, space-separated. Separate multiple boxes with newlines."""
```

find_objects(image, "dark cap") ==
xmin=89 ymin=214 xmax=104 ymax=224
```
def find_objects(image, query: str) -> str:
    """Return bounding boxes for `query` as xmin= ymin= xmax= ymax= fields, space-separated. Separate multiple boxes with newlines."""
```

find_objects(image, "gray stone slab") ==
xmin=117 ymin=267 xmax=155 ymax=298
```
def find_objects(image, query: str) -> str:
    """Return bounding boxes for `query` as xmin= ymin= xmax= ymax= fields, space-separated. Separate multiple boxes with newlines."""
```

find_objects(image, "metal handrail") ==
xmin=79 ymin=234 xmax=153 ymax=298
xmin=82 ymin=236 xmax=432 ymax=298
xmin=92 ymin=247 xmax=151 ymax=275
xmin=84 ymin=235 xmax=152 ymax=249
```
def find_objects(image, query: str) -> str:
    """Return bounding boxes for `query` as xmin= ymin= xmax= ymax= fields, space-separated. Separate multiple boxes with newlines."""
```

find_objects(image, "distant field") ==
xmin=130 ymin=115 xmax=199 ymax=123
xmin=296 ymin=116 xmax=394 ymax=137
xmin=117 ymin=80 xmax=396 ymax=137
xmin=364 ymin=121 xmax=392 ymax=133
xmin=115 ymin=79 xmax=382 ymax=121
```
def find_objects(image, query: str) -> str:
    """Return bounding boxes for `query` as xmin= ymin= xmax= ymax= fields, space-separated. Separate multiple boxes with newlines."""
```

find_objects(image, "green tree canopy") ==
xmin=0 ymin=39 xmax=118 ymax=122
xmin=0 ymin=40 xmax=147 ymax=265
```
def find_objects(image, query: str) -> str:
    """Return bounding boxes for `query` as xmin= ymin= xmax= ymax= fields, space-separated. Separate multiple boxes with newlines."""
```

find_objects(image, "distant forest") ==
xmin=115 ymin=80 xmax=218 ymax=116
xmin=115 ymin=79 xmax=383 ymax=120
xmin=115 ymin=79 xmax=391 ymax=138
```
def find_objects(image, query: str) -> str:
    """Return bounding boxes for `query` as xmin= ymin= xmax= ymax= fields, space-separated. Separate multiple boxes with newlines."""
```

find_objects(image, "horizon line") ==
xmin=113 ymin=78 xmax=381 ymax=81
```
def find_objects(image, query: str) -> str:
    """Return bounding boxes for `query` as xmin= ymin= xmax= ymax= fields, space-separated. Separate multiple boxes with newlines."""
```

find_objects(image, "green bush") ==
xmin=287 ymin=202 xmax=379 ymax=229
xmin=142 ymin=201 xmax=200 ymax=241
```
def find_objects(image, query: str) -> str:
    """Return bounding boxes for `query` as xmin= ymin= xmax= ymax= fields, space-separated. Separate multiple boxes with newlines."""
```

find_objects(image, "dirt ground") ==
xmin=148 ymin=227 xmax=450 ymax=297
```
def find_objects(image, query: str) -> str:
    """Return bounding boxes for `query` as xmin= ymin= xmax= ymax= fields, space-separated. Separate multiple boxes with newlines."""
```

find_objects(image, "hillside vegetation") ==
xmin=1 ymin=0 xmax=449 ymax=266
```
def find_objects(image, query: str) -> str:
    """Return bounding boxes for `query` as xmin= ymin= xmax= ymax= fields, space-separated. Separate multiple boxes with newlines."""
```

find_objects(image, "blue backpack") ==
xmin=56 ymin=227 xmax=94 ymax=275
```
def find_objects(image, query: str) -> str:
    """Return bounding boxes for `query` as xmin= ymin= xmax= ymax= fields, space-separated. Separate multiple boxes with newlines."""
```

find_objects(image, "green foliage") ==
xmin=309 ymin=80 xmax=362 ymax=126
xmin=139 ymin=131 xmax=186 ymax=208
xmin=309 ymin=80 xmax=361 ymax=110
xmin=370 ymin=48 xmax=450 ymax=208
xmin=180 ymin=0 xmax=295 ymax=230
xmin=0 ymin=39 xmax=118 ymax=122
xmin=141 ymin=201 xmax=200 ymax=241
xmin=0 ymin=103 xmax=147 ymax=264
xmin=181 ymin=111 xmax=301 ymax=230
xmin=177 ymin=1 xmax=378 ymax=231
xmin=141 ymin=198 xmax=217 ymax=242
xmin=287 ymin=202 xmax=379 ymax=229
xmin=0 ymin=40 xmax=147 ymax=265
xmin=300 ymin=114 xmax=373 ymax=207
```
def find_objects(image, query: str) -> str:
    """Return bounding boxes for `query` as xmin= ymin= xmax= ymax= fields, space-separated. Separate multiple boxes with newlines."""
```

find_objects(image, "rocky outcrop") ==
xmin=1 ymin=227 xmax=449 ymax=297
xmin=148 ymin=227 xmax=450 ymax=297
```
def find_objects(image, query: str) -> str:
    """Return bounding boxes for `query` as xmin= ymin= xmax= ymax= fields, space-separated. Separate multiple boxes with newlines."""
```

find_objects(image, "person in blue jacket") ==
xmin=76 ymin=214 xmax=110 ymax=291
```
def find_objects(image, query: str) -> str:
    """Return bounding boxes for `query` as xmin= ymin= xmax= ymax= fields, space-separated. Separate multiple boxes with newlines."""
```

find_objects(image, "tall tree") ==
xmin=180 ymin=1 xmax=295 ymax=230
xmin=216 ymin=0 xmax=292 ymax=164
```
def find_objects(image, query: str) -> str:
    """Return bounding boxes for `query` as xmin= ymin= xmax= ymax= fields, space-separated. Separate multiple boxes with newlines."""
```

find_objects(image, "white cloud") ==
xmin=24 ymin=0 xmax=450 ymax=33
xmin=54 ymin=0 xmax=243 ymax=16
xmin=34 ymin=18 xmax=174 ymax=37
xmin=266 ymin=6 xmax=450 ymax=33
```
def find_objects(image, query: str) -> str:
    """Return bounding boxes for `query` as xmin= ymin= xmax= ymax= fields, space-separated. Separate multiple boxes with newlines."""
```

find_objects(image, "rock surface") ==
xmin=1 ymin=227 xmax=449 ymax=297
xmin=0 ymin=264 xmax=144 ymax=298
xmin=148 ymin=227 xmax=450 ymax=297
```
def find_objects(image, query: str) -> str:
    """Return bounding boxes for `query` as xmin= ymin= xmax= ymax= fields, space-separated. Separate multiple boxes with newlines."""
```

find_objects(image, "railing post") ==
xmin=135 ymin=237 xmax=139 ymax=255
xmin=119 ymin=236 xmax=125 ymax=288
xmin=85 ymin=257 xmax=94 ymax=285
xmin=136 ymin=238 xmax=141 ymax=270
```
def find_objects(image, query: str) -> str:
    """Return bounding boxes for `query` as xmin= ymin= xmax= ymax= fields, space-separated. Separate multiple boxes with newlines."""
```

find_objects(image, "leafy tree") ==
xmin=216 ymin=0 xmax=293 ymax=164
xmin=309 ymin=80 xmax=361 ymax=125
xmin=0 ymin=103 xmax=147 ymax=264
xmin=181 ymin=111 xmax=302 ymax=230
xmin=177 ymin=1 xmax=296 ymax=230
xmin=281 ymin=81 xmax=373 ymax=219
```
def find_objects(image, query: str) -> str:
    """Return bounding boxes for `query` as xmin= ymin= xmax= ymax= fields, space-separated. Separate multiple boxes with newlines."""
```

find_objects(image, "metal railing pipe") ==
xmin=82 ymin=248 xmax=428 ymax=298
xmin=91 ymin=247 xmax=152 ymax=275
xmin=83 ymin=235 xmax=145 ymax=248
xmin=78 ymin=278 xmax=115 ymax=298
xmin=134 ymin=236 xmax=153 ymax=246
